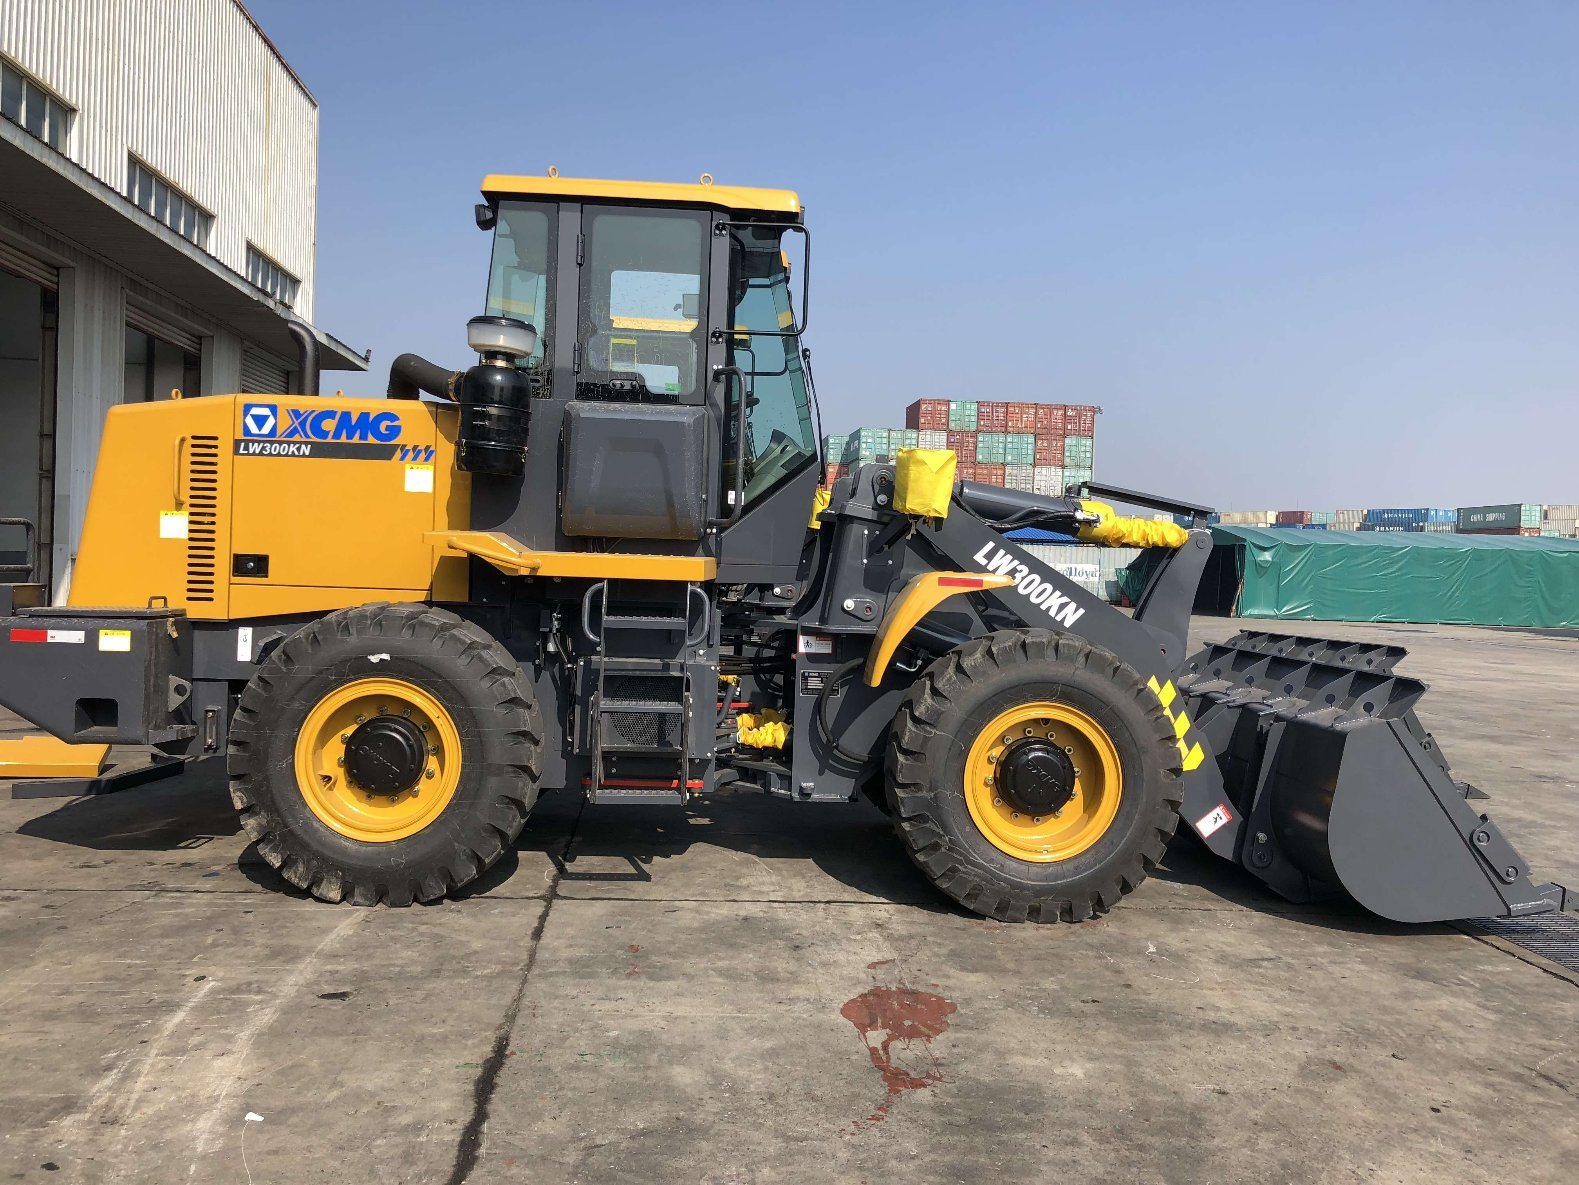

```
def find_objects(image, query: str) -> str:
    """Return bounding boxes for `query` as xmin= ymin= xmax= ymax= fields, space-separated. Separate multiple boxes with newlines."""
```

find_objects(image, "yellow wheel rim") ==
xmin=963 ymin=702 xmax=1123 ymax=863
xmin=293 ymin=677 xmax=462 ymax=843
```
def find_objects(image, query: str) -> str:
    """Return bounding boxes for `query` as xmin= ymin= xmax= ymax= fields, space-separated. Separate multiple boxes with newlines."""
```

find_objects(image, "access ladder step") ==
xmin=582 ymin=777 xmax=702 ymax=806
xmin=603 ymin=613 xmax=688 ymax=633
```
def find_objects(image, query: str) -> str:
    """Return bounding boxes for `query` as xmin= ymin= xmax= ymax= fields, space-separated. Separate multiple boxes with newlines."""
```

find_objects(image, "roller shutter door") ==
xmin=125 ymin=302 xmax=202 ymax=354
xmin=0 ymin=238 xmax=57 ymax=289
xmin=240 ymin=349 xmax=290 ymax=395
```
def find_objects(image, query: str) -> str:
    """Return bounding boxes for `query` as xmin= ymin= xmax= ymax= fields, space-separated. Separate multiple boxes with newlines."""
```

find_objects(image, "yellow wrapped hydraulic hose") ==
xmin=893 ymin=448 xmax=956 ymax=519
xmin=1077 ymin=500 xmax=1190 ymax=549
xmin=736 ymin=708 xmax=789 ymax=750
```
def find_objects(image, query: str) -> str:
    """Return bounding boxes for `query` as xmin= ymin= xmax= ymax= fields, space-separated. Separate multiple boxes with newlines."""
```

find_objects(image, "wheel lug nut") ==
xmin=1003 ymin=735 xmax=1013 ymax=744
xmin=994 ymin=797 xmax=1003 ymax=806
xmin=336 ymin=757 xmax=345 ymax=767
xmin=987 ymin=753 xmax=997 ymax=764
xmin=355 ymin=714 xmax=366 ymax=724
xmin=403 ymin=708 xmax=413 ymax=718
xmin=1011 ymin=812 xmax=1020 ymax=820
xmin=340 ymin=733 xmax=351 ymax=743
xmin=1034 ymin=816 xmax=1043 ymax=823
xmin=425 ymin=768 xmax=435 ymax=780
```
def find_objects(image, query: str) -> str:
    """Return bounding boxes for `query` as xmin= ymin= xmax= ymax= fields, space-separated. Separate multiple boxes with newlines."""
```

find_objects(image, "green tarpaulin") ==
xmin=1212 ymin=527 xmax=1579 ymax=627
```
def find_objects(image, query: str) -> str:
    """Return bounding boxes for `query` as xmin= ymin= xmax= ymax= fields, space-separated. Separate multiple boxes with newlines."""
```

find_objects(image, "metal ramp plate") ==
xmin=1463 ymin=913 xmax=1579 ymax=974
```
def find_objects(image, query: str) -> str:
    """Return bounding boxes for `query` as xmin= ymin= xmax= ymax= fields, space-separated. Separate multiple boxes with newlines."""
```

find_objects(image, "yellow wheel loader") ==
xmin=0 ymin=174 xmax=1568 ymax=923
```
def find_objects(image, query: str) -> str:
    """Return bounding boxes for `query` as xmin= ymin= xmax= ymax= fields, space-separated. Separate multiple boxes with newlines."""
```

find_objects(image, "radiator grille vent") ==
xmin=185 ymin=435 xmax=221 ymax=603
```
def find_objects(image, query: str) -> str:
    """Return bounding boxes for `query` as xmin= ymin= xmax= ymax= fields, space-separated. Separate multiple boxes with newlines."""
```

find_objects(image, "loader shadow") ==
xmin=6 ymin=767 xmax=1436 ymax=934
xmin=1152 ymin=834 xmax=1435 ymax=938
xmin=235 ymin=842 xmax=529 ymax=901
xmin=535 ymin=786 xmax=957 ymax=914
xmin=13 ymin=761 xmax=240 ymax=851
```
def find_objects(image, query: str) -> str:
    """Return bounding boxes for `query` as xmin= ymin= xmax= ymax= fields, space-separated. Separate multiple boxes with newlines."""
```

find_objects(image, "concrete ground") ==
xmin=1 ymin=617 xmax=1576 ymax=1184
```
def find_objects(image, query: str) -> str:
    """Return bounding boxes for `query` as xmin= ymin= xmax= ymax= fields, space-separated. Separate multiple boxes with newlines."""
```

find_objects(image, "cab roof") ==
xmin=481 ymin=173 xmax=801 ymax=215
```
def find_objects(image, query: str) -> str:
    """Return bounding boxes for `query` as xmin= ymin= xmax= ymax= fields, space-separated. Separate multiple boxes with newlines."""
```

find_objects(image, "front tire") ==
xmin=228 ymin=603 xmax=543 ymax=905
xmin=886 ymin=629 xmax=1181 ymax=922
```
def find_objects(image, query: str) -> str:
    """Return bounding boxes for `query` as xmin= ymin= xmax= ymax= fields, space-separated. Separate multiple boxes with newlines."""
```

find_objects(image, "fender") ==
xmin=864 ymin=571 xmax=1014 ymax=686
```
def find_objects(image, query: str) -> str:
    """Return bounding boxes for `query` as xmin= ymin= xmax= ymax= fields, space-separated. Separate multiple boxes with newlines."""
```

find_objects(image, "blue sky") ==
xmin=252 ymin=0 xmax=1578 ymax=510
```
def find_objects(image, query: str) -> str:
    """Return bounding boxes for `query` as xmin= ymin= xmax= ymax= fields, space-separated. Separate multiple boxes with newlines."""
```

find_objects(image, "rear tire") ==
xmin=228 ymin=603 xmax=543 ymax=905
xmin=886 ymin=629 xmax=1181 ymax=922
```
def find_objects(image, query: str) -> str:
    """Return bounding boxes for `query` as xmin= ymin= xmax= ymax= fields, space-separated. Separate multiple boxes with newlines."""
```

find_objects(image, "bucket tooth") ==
xmin=1179 ymin=631 xmax=1566 ymax=922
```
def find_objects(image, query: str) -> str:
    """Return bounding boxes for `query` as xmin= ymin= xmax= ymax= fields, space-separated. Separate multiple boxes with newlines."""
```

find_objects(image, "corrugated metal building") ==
xmin=0 ymin=0 xmax=364 ymax=597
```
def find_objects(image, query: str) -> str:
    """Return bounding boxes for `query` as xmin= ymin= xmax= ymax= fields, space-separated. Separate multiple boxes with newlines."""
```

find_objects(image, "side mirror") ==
xmin=475 ymin=203 xmax=497 ymax=231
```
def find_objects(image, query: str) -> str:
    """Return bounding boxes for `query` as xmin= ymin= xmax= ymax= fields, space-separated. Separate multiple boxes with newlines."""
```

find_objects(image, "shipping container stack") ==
xmin=1199 ymin=503 xmax=1576 ymax=540
xmin=1217 ymin=510 xmax=1277 ymax=527
xmin=1542 ymin=505 xmax=1579 ymax=538
xmin=1456 ymin=504 xmax=1543 ymax=536
xmin=819 ymin=399 xmax=1100 ymax=493
xmin=1358 ymin=508 xmax=1452 ymax=533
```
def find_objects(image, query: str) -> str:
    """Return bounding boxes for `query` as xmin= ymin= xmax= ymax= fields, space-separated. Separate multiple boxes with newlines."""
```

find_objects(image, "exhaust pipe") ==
xmin=387 ymin=353 xmax=462 ymax=402
xmin=286 ymin=320 xmax=320 ymax=397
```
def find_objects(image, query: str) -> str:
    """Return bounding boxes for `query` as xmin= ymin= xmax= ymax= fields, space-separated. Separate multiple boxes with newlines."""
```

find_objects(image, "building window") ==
xmin=246 ymin=245 xmax=300 ymax=307
xmin=126 ymin=157 xmax=213 ymax=248
xmin=1 ymin=57 xmax=73 ymax=153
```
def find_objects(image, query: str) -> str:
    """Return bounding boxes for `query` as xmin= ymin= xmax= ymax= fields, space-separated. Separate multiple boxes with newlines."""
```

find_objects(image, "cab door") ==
xmin=556 ymin=204 xmax=719 ymax=545
xmin=713 ymin=220 xmax=822 ymax=583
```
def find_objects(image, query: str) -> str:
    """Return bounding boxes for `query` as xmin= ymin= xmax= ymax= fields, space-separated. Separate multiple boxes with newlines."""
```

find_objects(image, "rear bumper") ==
xmin=0 ymin=607 xmax=194 ymax=747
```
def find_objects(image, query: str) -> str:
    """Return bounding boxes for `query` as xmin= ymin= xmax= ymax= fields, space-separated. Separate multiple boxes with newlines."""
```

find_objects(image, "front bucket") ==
xmin=1180 ymin=632 xmax=1569 ymax=922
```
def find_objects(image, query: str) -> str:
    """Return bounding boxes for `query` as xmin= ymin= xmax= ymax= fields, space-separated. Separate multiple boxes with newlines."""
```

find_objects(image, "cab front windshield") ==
xmin=729 ymin=225 xmax=817 ymax=506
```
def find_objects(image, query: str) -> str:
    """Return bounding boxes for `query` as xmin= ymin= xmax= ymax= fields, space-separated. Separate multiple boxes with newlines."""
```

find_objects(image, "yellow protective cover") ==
xmin=1077 ymin=500 xmax=1189 ymax=549
xmin=808 ymin=486 xmax=832 ymax=529
xmin=893 ymin=448 xmax=957 ymax=519
xmin=736 ymin=708 xmax=789 ymax=749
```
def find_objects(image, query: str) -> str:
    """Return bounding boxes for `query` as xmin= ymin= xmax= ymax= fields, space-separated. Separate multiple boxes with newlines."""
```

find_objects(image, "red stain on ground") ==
xmin=625 ymin=944 xmax=641 ymax=977
xmin=840 ymin=985 xmax=957 ymax=1128
xmin=865 ymin=959 xmax=894 ymax=970
xmin=627 ymin=944 xmax=641 ymax=954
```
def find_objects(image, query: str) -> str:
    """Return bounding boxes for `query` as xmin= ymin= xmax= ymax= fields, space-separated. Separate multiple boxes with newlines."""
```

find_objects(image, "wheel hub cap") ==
xmin=344 ymin=714 xmax=429 ymax=795
xmin=997 ymin=739 xmax=1077 ymax=816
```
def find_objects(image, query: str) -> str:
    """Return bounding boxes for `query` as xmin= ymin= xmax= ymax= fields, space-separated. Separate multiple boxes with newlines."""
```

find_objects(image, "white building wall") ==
xmin=0 ymin=0 xmax=318 ymax=317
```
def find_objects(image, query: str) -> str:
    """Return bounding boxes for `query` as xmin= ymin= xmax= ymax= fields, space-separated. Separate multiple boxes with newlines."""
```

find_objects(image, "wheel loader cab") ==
xmin=472 ymin=176 xmax=821 ymax=578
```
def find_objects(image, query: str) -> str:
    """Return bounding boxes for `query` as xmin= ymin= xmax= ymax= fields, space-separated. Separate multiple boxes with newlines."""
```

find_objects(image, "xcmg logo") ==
xmin=241 ymin=403 xmax=402 ymax=444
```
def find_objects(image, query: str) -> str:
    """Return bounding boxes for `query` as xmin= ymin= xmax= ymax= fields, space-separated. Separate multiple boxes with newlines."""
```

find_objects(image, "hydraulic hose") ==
xmin=816 ymin=657 xmax=871 ymax=765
